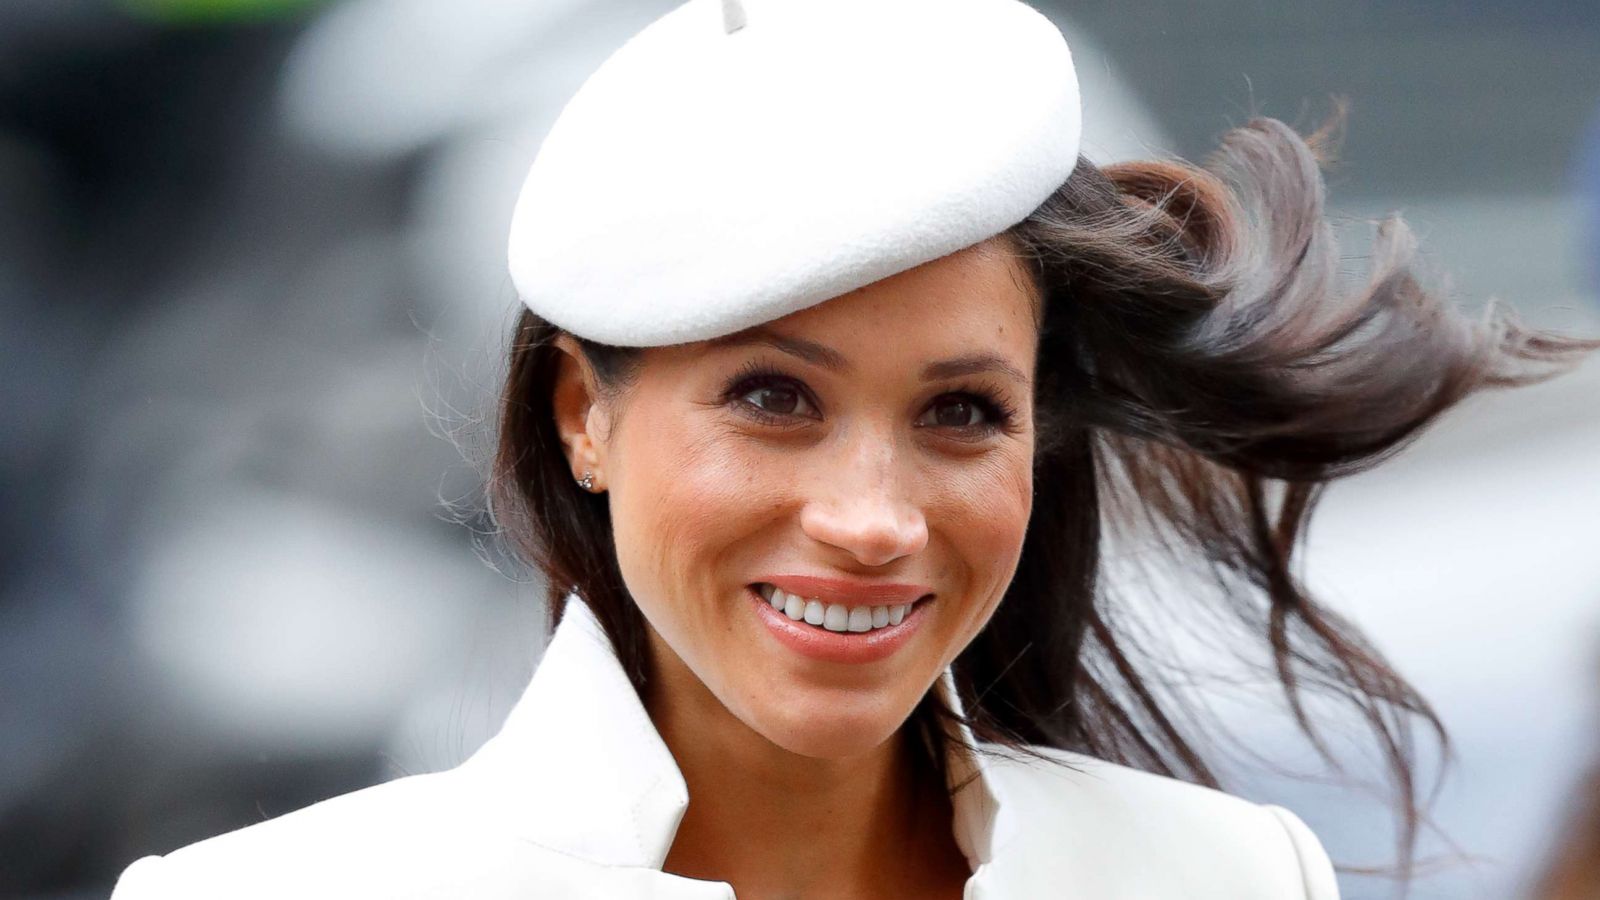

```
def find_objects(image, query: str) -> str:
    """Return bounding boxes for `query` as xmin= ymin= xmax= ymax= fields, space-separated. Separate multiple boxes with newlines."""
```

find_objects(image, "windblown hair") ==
xmin=488 ymin=114 xmax=1600 ymax=884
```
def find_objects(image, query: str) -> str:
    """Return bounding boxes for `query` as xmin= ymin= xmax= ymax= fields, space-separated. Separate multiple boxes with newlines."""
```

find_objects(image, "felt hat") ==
xmin=507 ymin=0 xmax=1081 ymax=347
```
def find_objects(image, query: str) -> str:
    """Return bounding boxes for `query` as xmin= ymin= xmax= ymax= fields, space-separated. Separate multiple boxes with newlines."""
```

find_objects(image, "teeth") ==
xmin=759 ymin=585 xmax=916 ymax=634
xmin=847 ymin=607 xmax=873 ymax=632
xmin=804 ymin=600 xmax=825 ymax=625
xmin=823 ymin=603 xmax=849 ymax=631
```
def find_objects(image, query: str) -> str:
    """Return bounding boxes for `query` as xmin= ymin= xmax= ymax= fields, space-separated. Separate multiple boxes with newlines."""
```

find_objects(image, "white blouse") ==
xmin=111 ymin=593 xmax=1340 ymax=899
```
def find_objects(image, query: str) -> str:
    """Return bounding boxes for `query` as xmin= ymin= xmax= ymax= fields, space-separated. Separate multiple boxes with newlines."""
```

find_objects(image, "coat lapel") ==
xmin=459 ymin=593 xmax=690 ymax=869
xmin=457 ymin=593 xmax=1018 ymax=894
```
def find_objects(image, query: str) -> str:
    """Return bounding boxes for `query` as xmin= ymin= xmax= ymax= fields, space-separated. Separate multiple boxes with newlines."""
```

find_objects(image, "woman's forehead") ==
xmin=733 ymin=239 xmax=1037 ymax=348
xmin=645 ymin=241 xmax=1040 ymax=379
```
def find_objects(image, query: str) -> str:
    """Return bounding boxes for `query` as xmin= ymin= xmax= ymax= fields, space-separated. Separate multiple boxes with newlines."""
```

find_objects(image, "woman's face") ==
xmin=561 ymin=236 xmax=1039 ymax=759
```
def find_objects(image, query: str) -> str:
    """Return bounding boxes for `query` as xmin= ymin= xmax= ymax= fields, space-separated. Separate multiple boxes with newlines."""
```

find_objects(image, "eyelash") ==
xmin=718 ymin=361 xmax=1019 ymax=436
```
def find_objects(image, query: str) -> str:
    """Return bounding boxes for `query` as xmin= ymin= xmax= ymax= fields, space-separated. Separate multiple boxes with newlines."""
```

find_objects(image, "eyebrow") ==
xmin=922 ymin=353 xmax=1030 ymax=386
xmin=707 ymin=326 xmax=849 ymax=371
xmin=707 ymin=325 xmax=1030 ymax=386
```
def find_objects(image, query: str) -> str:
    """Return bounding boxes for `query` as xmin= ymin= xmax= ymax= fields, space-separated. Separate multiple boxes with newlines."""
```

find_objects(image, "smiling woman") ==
xmin=571 ymin=240 xmax=1037 ymax=744
xmin=108 ymin=0 xmax=1600 ymax=898
xmin=533 ymin=244 xmax=1044 ymax=895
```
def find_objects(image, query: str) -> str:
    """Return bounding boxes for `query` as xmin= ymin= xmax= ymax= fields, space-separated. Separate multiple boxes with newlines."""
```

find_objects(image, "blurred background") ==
xmin=2 ymin=0 xmax=1598 ymax=897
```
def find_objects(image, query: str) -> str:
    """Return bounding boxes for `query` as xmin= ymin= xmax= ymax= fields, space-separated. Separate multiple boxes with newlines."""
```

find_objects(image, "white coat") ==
xmin=110 ymin=594 xmax=1341 ymax=899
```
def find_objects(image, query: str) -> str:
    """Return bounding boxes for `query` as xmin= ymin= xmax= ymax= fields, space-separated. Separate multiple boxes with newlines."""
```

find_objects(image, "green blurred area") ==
xmin=115 ymin=0 xmax=327 ymax=25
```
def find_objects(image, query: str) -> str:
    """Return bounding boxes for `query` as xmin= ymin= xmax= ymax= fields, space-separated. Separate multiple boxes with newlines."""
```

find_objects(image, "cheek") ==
xmin=610 ymin=413 xmax=780 ymax=612
xmin=927 ymin=447 xmax=1033 ymax=621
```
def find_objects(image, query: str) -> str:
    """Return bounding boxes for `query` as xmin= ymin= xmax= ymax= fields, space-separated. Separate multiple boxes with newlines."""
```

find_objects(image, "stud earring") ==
xmin=577 ymin=470 xmax=596 ymax=492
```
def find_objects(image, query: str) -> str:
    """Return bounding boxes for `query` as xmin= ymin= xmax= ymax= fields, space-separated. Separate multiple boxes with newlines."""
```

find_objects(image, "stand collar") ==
xmin=461 ymin=593 xmax=1009 ymax=872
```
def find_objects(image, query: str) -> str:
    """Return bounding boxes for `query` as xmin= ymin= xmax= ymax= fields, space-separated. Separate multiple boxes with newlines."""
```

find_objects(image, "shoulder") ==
xmin=108 ymin=768 xmax=580 ymax=900
xmin=976 ymin=743 xmax=1339 ymax=899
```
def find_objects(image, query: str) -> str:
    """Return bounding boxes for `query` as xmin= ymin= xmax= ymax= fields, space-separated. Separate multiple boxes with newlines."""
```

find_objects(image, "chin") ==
xmin=744 ymin=694 xmax=907 ymax=760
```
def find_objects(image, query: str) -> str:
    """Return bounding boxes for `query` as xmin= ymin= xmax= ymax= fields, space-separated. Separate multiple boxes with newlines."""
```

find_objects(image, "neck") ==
xmin=643 ymin=641 xmax=969 ymax=899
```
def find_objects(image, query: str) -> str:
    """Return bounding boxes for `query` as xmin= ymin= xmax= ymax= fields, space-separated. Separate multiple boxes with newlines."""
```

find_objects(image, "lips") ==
xmin=746 ymin=582 xmax=932 ymax=664
xmin=756 ymin=574 xmax=933 ymax=607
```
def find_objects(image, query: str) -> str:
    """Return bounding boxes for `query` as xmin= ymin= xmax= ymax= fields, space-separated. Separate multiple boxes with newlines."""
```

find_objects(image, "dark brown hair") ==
xmin=488 ymin=115 xmax=1600 ymax=884
xmin=1534 ymin=759 xmax=1600 ymax=899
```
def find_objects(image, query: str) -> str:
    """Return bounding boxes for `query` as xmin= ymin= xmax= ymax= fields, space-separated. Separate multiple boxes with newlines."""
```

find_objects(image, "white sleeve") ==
xmin=1261 ymin=804 xmax=1341 ymax=899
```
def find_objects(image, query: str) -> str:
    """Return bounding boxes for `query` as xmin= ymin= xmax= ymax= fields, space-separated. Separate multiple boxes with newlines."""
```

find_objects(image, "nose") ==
xmin=798 ymin=434 xmax=929 ymax=567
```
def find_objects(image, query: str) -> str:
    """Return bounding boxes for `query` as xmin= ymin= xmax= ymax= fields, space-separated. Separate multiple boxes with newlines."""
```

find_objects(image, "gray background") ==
xmin=2 ymin=0 xmax=1598 ymax=897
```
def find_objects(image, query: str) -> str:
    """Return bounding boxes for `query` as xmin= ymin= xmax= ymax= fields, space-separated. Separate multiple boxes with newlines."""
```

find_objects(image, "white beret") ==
xmin=507 ymin=0 xmax=1081 ymax=347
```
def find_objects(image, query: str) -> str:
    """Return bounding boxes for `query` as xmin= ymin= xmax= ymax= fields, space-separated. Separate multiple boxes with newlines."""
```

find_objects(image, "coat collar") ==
xmin=460 ymin=592 xmax=1012 ymax=874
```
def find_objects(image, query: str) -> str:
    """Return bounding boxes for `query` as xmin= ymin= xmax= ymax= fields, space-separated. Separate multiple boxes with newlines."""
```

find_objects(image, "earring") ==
xmin=577 ymin=470 xmax=596 ymax=492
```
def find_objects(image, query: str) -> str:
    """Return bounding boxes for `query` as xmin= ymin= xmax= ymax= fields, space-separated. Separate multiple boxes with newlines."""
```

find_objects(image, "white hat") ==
xmin=507 ymin=0 xmax=1081 ymax=347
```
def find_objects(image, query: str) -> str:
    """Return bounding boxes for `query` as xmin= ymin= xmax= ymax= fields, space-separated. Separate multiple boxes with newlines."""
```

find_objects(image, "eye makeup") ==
xmin=716 ymin=359 xmax=1021 ymax=437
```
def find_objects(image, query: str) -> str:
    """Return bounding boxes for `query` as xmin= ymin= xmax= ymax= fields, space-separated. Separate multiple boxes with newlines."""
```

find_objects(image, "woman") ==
xmin=112 ymin=0 xmax=1599 ymax=897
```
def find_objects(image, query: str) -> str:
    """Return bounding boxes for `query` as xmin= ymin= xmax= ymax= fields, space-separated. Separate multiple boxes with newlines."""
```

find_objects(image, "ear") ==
xmin=550 ymin=335 xmax=609 ymax=491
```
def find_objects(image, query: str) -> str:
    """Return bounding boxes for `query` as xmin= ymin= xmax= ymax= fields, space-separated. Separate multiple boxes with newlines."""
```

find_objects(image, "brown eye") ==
xmin=740 ymin=383 xmax=814 ymax=417
xmin=920 ymin=396 xmax=984 ymax=428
